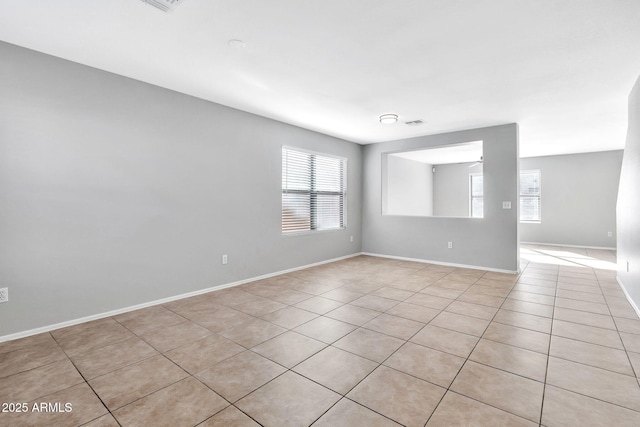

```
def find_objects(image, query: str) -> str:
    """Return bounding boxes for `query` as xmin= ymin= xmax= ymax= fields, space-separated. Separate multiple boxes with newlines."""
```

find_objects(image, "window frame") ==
xmin=281 ymin=146 xmax=347 ymax=235
xmin=469 ymin=173 xmax=484 ymax=218
xmin=520 ymin=169 xmax=541 ymax=223
xmin=468 ymin=170 xmax=542 ymax=222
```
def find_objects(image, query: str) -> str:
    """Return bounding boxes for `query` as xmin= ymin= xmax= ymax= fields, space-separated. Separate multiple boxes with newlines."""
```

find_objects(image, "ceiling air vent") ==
xmin=140 ymin=0 xmax=186 ymax=12
xmin=404 ymin=120 xmax=425 ymax=126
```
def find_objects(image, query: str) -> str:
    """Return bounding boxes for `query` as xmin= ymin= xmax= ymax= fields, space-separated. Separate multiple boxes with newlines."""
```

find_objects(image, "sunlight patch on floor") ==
xmin=521 ymin=246 xmax=617 ymax=271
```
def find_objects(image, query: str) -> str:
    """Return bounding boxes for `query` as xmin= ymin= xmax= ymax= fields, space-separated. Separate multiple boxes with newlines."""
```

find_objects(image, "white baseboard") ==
xmin=617 ymin=276 xmax=640 ymax=319
xmin=0 ymin=253 xmax=361 ymax=344
xmin=521 ymin=242 xmax=616 ymax=251
xmin=361 ymin=252 xmax=519 ymax=275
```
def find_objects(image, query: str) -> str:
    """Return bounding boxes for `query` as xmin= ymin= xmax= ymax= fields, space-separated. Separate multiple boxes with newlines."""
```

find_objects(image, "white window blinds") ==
xmin=520 ymin=170 xmax=541 ymax=222
xmin=282 ymin=147 xmax=346 ymax=233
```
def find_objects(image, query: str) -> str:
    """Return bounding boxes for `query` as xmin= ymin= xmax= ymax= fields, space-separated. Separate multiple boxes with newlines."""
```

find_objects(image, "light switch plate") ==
xmin=502 ymin=201 xmax=512 ymax=209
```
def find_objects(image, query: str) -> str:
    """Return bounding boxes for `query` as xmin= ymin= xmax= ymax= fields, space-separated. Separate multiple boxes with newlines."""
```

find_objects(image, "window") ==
xmin=470 ymin=173 xmax=484 ymax=218
xmin=520 ymin=170 xmax=541 ymax=222
xmin=282 ymin=147 xmax=346 ymax=233
xmin=468 ymin=170 xmax=542 ymax=222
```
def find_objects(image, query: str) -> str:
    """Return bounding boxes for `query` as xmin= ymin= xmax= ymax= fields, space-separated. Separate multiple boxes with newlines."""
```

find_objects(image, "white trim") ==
xmin=282 ymin=145 xmax=347 ymax=162
xmin=282 ymin=227 xmax=347 ymax=238
xmin=469 ymin=172 xmax=483 ymax=218
xmin=0 ymin=253 xmax=360 ymax=344
xmin=616 ymin=276 xmax=640 ymax=319
xmin=361 ymin=252 xmax=519 ymax=274
xmin=521 ymin=242 xmax=616 ymax=251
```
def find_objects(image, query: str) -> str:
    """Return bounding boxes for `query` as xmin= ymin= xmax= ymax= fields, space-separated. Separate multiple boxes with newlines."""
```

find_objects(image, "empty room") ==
xmin=2 ymin=1 xmax=640 ymax=426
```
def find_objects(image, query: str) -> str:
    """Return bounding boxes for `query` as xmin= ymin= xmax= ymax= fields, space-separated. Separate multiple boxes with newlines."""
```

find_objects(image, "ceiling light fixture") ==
xmin=379 ymin=114 xmax=398 ymax=124
xmin=228 ymin=39 xmax=247 ymax=49
xmin=139 ymin=0 xmax=186 ymax=12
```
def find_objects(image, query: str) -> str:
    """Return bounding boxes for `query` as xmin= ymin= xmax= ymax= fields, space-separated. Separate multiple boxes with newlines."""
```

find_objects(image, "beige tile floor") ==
xmin=2 ymin=245 xmax=640 ymax=426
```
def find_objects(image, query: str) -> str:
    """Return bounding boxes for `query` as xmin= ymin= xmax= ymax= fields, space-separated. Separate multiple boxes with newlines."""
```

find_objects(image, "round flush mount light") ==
xmin=228 ymin=39 xmax=247 ymax=49
xmin=379 ymin=114 xmax=398 ymax=124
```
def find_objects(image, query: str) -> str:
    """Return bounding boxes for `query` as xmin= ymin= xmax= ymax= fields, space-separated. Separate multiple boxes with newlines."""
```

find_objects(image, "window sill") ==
xmin=282 ymin=227 xmax=347 ymax=237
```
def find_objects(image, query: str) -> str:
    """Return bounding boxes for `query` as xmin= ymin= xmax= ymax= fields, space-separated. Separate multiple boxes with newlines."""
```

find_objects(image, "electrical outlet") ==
xmin=0 ymin=287 xmax=8 ymax=303
xmin=222 ymin=254 xmax=228 ymax=265
xmin=448 ymin=242 xmax=453 ymax=249
xmin=350 ymin=235 xmax=354 ymax=243
xmin=608 ymin=232 xmax=613 ymax=237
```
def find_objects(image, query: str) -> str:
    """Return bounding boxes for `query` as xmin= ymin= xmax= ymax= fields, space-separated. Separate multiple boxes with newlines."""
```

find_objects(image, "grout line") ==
xmin=342 ymin=269 xmax=491 ymax=425
xmin=425 ymin=269 xmax=534 ymax=425
xmin=602 ymin=277 xmax=640 ymax=389
xmin=5 ymin=248 xmax=639 ymax=426
xmin=527 ymin=246 xmax=640 ymax=415
xmin=546 ymin=350 xmax=637 ymax=377
xmin=543 ymin=381 xmax=640 ymax=414
xmin=536 ymin=261 xmax=558 ymax=426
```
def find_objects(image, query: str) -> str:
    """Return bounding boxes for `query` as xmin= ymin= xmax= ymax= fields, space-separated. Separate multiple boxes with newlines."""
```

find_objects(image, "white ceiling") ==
xmin=1 ymin=0 xmax=639 ymax=157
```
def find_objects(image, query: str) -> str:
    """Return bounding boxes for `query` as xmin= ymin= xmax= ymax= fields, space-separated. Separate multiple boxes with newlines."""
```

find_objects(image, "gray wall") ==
xmin=384 ymin=156 xmax=433 ymax=216
xmin=618 ymin=74 xmax=640 ymax=308
xmin=520 ymin=151 xmax=622 ymax=248
xmin=362 ymin=124 xmax=520 ymax=272
xmin=433 ymin=162 xmax=483 ymax=217
xmin=0 ymin=42 xmax=362 ymax=337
